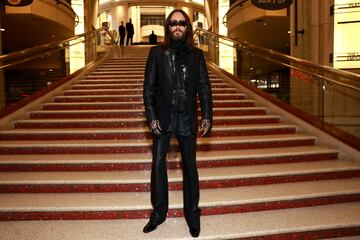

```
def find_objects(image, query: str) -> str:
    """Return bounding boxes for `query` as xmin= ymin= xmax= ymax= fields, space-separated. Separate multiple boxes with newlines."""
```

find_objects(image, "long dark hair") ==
xmin=163 ymin=9 xmax=195 ymax=49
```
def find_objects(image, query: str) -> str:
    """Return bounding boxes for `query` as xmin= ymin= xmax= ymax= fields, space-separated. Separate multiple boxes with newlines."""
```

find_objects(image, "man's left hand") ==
xmin=200 ymin=119 xmax=211 ymax=137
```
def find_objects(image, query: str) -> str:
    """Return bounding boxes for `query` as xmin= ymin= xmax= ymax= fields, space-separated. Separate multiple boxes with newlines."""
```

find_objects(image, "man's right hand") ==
xmin=150 ymin=120 xmax=162 ymax=136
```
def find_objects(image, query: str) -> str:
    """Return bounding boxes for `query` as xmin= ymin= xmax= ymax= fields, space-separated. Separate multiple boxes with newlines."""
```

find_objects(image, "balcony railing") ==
xmin=140 ymin=19 xmax=165 ymax=27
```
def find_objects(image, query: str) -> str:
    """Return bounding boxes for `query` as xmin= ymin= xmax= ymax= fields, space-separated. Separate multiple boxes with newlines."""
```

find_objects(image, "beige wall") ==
xmin=111 ymin=4 xmax=129 ymax=36
xmin=176 ymin=2 xmax=193 ymax=21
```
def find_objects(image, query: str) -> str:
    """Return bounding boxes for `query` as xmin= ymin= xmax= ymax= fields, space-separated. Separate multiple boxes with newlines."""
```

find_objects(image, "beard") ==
xmin=170 ymin=29 xmax=186 ymax=41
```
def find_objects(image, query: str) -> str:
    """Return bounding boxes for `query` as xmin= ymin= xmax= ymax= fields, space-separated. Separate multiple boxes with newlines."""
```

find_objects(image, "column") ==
xmin=204 ymin=0 xmax=213 ymax=30
xmin=0 ymin=11 xmax=4 ymax=108
xmin=111 ymin=3 xmax=128 ymax=36
xmin=176 ymin=3 xmax=193 ymax=22
xmin=84 ymin=0 xmax=99 ymax=32
xmin=131 ymin=6 xmax=141 ymax=43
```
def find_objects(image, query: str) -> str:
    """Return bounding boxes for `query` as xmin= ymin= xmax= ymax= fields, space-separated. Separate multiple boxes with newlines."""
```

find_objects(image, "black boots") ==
xmin=143 ymin=221 xmax=201 ymax=238
xmin=189 ymin=226 xmax=200 ymax=238
xmin=142 ymin=221 xmax=158 ymax=233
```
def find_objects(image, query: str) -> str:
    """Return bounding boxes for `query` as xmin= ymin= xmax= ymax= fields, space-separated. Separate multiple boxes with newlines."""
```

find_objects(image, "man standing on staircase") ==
xmin=118 ymin=21 xmax=126 ymax=46
xmin=126 ymin=18 xmax=134 ymax=45
xmin=143 ymin=9 xmax=212 ymax=238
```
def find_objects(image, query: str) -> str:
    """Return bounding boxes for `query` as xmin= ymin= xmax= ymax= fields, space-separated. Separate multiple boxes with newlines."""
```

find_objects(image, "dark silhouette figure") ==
xmin=118 ymin=21 xmax=126 ymax=46
xmin=149 ymin=31 xmax=158 ymax=44
xmin=126 ymin=18 xmax=134 ymax=45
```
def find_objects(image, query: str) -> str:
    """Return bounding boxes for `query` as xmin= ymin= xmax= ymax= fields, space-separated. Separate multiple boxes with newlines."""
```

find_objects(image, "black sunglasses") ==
xmin=168 ymin=20 xmax=187 ymax=27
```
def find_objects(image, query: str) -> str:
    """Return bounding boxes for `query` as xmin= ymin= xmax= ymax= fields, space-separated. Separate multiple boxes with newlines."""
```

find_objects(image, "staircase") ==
xmin=0 ymin=50 xmax=360 ymax=240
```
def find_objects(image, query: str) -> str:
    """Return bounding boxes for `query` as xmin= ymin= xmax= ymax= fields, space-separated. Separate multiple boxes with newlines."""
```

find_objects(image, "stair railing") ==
xmin=0 ymin=27 xmax=116 ymax=113
xmin=194 ymin=28 xmax=360 ymax=149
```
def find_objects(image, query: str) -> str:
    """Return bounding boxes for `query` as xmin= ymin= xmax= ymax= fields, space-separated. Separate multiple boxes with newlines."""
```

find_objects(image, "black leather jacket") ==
xmin=143 ymin=45 xmax=212 ymax=134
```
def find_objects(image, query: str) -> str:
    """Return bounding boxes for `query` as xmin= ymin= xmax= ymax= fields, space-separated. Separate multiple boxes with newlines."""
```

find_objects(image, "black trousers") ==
xmin=150 ymin=131 xmax=200 ymax=228
xmin=126 ymin=35 xmax=133 ymax=45
xmin=119 ymin=36 xmax=125 ymax=46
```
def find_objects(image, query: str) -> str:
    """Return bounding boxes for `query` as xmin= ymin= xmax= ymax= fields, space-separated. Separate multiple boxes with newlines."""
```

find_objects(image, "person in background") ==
xmin=142 ymin=9 xmax=212 ymax=238
xmin=126 ymin=18 xmax=134 ymax=45
xmin=118 ymin=21 xmax=126 ymax=46
xmin=149 ymin=30 xmax=158 ymax=44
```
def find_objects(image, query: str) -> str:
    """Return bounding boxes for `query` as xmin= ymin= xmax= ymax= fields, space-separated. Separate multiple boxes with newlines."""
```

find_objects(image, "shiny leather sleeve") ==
xmin=143 ymin=47 xmax=158 ymax=123
xmin=197 ymin=50 xmax=213 ymax=125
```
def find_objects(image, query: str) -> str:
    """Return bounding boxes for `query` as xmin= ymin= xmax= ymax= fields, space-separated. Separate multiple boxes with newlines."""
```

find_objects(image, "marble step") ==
xmin=43 ymin=101 xmax=146 ymax=110
xmin=0 ymin=178 xmax=359 ymax=220
xmin=90 ymin=71 xmax=146 ymax=75
xmin=100 ymin=64 xmax=146 ymax=66
xmin=1 ymin=203 xmax=359 ymax=239
xmin=53 ymin=93 xmax=251 ymax=102
xmin=62 ymin=88 xmax=239 ymax=95
xmin=80 ymin=77 xmax=224 ymax=83
xmin=28 ymin=107 xmax=265 ymax=119
xmin=13 ymin=115 xmax=282 ymax=128
xmin=85 ymin=74 xmax=220 ymax=81
xmin=103 ymin=58 xmax=146 ymax=62
xmin=0 ymin=124 xmax=296 ymax=141
xmin=84 ymin=74 xmax=144 ymax=79
xmin=83 ymin=75 xmax=222 ymax=81
xmin=41 ymin=99 xmax=252 ymax=110
xmin=71 ymin=82 xmax=231 ymax=90
xmin=89 ymin=69 xmax=218 ymax=75
xmin=72 ymin=83 xmax=146 ymax=90
xmin=96 ymin=65 xmax=146 ymax=69
xmin=1 ymin=160 xmax=359 ymax=193
xmin=0 ymin=145 xmax=336 ymax=171
xmin=96 ymin=66 xmax=146 ymax=70
xmin=90 ymin=72 xmax=235 ymax=77
xmin=97 ymin=62 xmax=146 ymax=64
xmin=102 ymin=61 xmax=147 ymax=63
xmin=0 ymin=134 xmax=316 ymax=154
xmin=96 ymin=64 xmax=146 ymax=67
xmin=79 ymin=79 xmax=146 ymax=84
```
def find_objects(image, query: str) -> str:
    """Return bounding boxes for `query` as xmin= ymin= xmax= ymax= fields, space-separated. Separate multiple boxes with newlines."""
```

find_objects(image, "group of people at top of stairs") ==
xmin=118 ymin=19 xmax=134 ymax=46
xmin=143 ymin=9 xmax=213 ymax=238
xmin=118 ymin=18 xmax=158 ymax=46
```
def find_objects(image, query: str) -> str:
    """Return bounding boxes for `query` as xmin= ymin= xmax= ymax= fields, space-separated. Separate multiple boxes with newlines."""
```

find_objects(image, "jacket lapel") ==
xmin=185 ymin=49 xmax=194 ymax=88
xmin=163 ymin=48 xmax=174 ymax=82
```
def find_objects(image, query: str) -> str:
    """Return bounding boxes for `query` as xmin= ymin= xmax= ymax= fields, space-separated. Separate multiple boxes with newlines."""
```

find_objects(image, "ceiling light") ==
xmin=0 ymin=28 xmax=5 ymax=32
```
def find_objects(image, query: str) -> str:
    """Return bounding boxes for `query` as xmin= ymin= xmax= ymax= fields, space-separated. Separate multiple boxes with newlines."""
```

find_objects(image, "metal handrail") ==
xmin=0 ymin=38 xmax=86 ymax=71
xmin=194 ymin=28 xmax=360 ymax=91
xmin=0 ymin=27 xmax=116 ymax=69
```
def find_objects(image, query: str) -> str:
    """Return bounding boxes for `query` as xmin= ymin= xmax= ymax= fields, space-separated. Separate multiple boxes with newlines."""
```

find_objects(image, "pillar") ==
xmin=204 ymin=0 xmax=213 ymax=30
xmin=176 ymin=3 xmax=193 ymax=22
xmin=84 ymin=0 xmax=99 ymax=32
xmin=0 ymin=5 xmax=5 ymax=108
xmin=111 ymin=3 xmax=128 ymax=36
